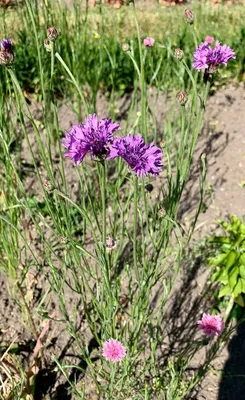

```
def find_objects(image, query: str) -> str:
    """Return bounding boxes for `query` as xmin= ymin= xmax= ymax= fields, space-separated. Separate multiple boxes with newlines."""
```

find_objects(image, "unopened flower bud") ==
xmin=0 ymin=50 xmax=14 ymax=66
xmin=43 ymin=179 xmax=54 ymax=194
xmin=59 ymin=236 xmax=67 ymax=244
xmin=44 ymin=39 xmax=52 ymax=52
xmin=47 ymin=27 xmax=59 ymax=42
xmin=158 ymin=208 xmax=166 ymax=217
xmin=122 ymin=43 xmax=129 ymax=52
xmin=174 ymin=48 xmax=184 ymax=61
xmin=184 ymin=9 xmax=194 ymax=24
xmin=145 ymin=183 xmax=154 ymax=193
xmin=106 ymin=236 xmax=117 ymax=252
xmin=160 ymin=140 xmax=164 ymax=149
xmin=176 ymin=91 xmax=188 ymax=106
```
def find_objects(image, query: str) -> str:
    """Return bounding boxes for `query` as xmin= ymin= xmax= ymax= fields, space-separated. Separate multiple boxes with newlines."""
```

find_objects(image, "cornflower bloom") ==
xmin=0 ymin=38 xmax=14 ymax=66
xmin=108 ymin=134 xmax=163 ymax=177
xmin=1 ymin=39 xmax=13 ymax=52
xmin=62 ymin=114 xmax=120 ymax=165
xmin=144 ymin=37 xmax=155 ymax=47
xmin=102 ymin=338 xmax=126 ymax=362
xmin=193 ymin=41 xmax=235 ymax=73
xmin=198 ymin=313 xmax=224 ymax=337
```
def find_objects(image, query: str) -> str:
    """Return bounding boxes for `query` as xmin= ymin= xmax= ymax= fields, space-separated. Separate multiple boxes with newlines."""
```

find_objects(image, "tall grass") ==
xmin=0 ymin=1 xmax=241 ymax=399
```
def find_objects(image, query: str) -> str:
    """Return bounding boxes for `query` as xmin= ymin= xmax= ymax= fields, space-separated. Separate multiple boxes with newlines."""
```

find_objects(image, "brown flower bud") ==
xmin=176 ymin=91 xmax=188 ymax=106
xmin=122 ymin=43 xmax=130 ymax=52
xmin=174 ymin=48 xmax=184 ymax=61
xmin=47 ymin=27 xmax=59 ymax=42
xmin=184 ymin=9 xmax=194 ymax=24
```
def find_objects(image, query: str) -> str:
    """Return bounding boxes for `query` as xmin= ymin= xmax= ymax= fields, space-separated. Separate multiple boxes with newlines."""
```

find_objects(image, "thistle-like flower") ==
xmin=108 ymin=134 xmax=163 ymax=177
xmin=193 ymin=41 xmax=235 ymax=73
xmin=1 ymin=39 xmax=13 ymax=52
xmin=102 ymin=339 xmax=126 ymax=362
xmin=198 ymin=313 xmax=224 ymax=337
xmin=0 ymin=38 xmax=14 ymax=66
xmin=143 ymin=37 xmax=155 ymax=47
xmin=62 ymin=114 xmax=120 ymax=165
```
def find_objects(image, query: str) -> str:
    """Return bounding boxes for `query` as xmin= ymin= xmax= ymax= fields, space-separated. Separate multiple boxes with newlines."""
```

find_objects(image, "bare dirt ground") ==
xmin=0 ymin=83 xmax=245 ymax=399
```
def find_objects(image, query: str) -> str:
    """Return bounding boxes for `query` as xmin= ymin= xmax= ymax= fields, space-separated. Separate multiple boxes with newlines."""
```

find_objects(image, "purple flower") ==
xmin=102 ymin=339 xmax=126 ymax=362
xmin=144 ymin=37 xmax=155 ymax=47
xmin=1 ymin=39 xmax=13 ymax=52
xmin=62 ymin=114 xmax=120 ymax=165
xmin=193 ymin=41 xmax=235 ymax=73
xmin=108 ymin=134 xmax=163 ymax=177
xmin=198 ymin=313 xmax=224 ymax=337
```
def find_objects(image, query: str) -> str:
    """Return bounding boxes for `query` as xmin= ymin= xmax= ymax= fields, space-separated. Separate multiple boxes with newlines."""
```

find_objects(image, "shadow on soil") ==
xmin=218 ymin=321 xmax=245 ymax=400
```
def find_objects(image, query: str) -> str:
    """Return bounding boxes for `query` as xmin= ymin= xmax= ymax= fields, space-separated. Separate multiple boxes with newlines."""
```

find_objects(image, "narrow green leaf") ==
xmin=233 ymin=278 xmax=242 ymax=298
xmin=228 ymin=265 xmax=239 ymax=290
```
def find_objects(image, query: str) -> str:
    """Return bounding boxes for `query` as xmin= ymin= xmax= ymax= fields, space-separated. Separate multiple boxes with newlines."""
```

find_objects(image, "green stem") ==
xmin=131 ymin=3 xmax=147 ymax=140
xmin=101 ymin=161 xmax=107 ymax=245
xmin=55 ymin=52 xmax=89 ymax=116
xmin=133 ymin=175 xmax=139 ymax=282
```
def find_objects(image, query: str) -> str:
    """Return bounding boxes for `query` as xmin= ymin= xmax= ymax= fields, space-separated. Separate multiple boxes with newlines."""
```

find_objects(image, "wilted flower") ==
xmin=62 ymin=114 xmax=120 ymax=165
xmin=106 ymin=236 xmax=117 ymax=252
xmin=102 ymin=339 xmax=126 ymax=362
xmin=0 ymin=50 xmax=14 ymax=66
xmin=143 ymin=37 xmax=155 ymax=47
xmin=1 ymin=38 xmax=13 ymax=52
xmin=193 ymin=41 xmax=235 ymax=73
xmin=198 ymin=313 xmax=224 ymax=337
xmin=174 ymin=48 xmax=184 ymax=61
xmin=205 ymin=36 xmax=214 ymax=44
xmin=47 ymin=27 xmax=59 ymax=42
xmin=176 ymin=91 xmax=188 ymax=106
xmin=122 ymin=42 xmax=130 ymax=52
xmin=184 ymin=9 xmax=194 ymax=24
xmin=108 ymin=134 xmax=163 ymax=177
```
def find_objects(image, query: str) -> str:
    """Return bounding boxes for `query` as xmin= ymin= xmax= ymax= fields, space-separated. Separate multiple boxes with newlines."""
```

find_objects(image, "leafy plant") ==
xmin=208 ymin=215 xmax=245 ymax=307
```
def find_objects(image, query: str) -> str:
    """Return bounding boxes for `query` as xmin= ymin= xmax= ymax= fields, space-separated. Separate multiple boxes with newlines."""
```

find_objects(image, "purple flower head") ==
xmin=62 ymin=114 xmax=120 ymax=165
xmin=108 ymin=134 xmax=163 ymax=177
xmin=102 ymin=338 xmax=126 ymax=362
xmin=193 ymin=41 xmax=235 ymax=73
xmin=198 ymin=313 xmax=224 ymax=337
xmin=144 ymin=37 xmax=155 ymax=47
xmin=1 ymin=39 xmax=13 ymax=52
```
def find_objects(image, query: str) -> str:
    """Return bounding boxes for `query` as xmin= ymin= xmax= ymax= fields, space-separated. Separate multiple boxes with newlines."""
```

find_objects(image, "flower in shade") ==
xmin=144 ymin=37 xmax=155 ymax=47
xmin=197 ymin=313 xmax=224 ymax=337
xmin=62 ymin=114 xmax=120 ymax=165
xmin=193 ymin=41 xmax=235 ymax=73
xmin=205 ymin=36 xmax=214 ymax=44
xmin=1 ymin=39 xmax=13 ymax=52
xmin=108 ymin=134 xmax=163 ymax=177
xmin=102 ymin=338 xmax=126 ymax=362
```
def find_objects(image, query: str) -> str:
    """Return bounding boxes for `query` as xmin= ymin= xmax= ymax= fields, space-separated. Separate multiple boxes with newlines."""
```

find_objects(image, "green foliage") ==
xmin=208 ymin=215 xmax=245 ymax=307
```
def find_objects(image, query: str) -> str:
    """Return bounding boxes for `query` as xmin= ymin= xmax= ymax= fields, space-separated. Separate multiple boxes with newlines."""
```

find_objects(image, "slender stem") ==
xmin=131 ymin=3 xmax=147 ymax=140
xmin=133 ymin=175 xmax=139 ymax=282
xmin=55 ymin=52 xmax=89 ymax=116
xmin=50 ymin=41 xmax=55 ymax=91
xmin=101 ymin=161 xmax=107 ymax=245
